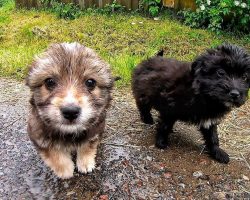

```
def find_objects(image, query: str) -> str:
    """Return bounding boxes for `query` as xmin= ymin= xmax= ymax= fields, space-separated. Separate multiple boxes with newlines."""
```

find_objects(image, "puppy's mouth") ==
xmin=225 ymin=98 xmax=244 ymax=108
xmin=232 ymin=100 xmax=244 ymax=107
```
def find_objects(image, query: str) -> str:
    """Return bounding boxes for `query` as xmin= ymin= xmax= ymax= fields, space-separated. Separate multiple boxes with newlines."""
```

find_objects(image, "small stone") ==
xmin=178 ymin=183 xmax=185 ymax=189
xmin=164 ymin=172 xmax=172 ymax=179
xmin=212 ymin=192 xmax=226 ymax=200
xmin=242 ymin=175 xmax=249 ymax=181
xmin=66 ymin=191 xmax=75 ymax=196
xmin=193 ymin=171 xmax=203 ymax=179
xmin=99 ymin=194 xmax=108 ymax=200
xmin=146 ymin=156 xmax=152 ymax=161
xmin=153 ymin=17 xmax=160 ymax=21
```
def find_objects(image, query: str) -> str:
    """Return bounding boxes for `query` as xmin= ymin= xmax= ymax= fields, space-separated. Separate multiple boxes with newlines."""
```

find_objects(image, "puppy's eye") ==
xmin=45 ymin=78 xmax=57 ymax=90
xmin=217 ymin=69 xmax=226 ymax=77
xmin=85 ymin=79 xmax=96 ymax=90
xmin=242 ymin=73 xmax=248 ymax=81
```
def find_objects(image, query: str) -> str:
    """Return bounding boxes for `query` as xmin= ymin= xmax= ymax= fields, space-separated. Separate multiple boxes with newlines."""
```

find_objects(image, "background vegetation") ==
xmin=0 ymin=0 xmax=250 ymax=86
xmin=179 ymin=0 xmax=250 ymax=33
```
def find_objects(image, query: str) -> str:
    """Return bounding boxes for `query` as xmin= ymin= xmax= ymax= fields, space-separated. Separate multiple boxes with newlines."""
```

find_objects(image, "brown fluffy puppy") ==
xmin=26 ymin=42 xmax=113 ymax=179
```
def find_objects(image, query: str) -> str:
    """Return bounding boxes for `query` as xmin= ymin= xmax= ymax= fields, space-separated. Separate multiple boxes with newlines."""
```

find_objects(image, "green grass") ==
xmin=0 ymin=2 xmax=250 ymax=87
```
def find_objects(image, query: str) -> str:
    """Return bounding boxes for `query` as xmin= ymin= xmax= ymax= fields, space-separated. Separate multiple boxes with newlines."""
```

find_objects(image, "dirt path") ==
xmin=0 ymin=78 xmax=249 ymax=199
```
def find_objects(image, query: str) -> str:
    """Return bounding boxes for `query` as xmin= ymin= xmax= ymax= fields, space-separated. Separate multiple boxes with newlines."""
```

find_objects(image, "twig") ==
xmin=240 ymin=152 xmax=250 ymax=170
xmin=101 ymin=142 xmax=142 ymax=148
xmin=199 ymin=145 xmax=206 ymax=155
xmin=3 ymin=117 xmax=22 ymax=130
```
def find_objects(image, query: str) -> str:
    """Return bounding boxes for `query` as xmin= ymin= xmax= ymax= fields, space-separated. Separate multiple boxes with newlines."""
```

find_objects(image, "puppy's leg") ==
xmin=40 ymin=148 xmax=74 ymax=179
xmin=77 ymin=139 xmax=99 ymax=174
xmin=156 ymin=117 xmax=175 ymax=149
xmin=136 ymin=100 xmax=153 ymax=124
xmin=200 ymin=125 xmax=229 ymax=163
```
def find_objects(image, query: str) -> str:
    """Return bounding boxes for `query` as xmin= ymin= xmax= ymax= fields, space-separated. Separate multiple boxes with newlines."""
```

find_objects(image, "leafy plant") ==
xmin=141 ymin=0 xmax=161 ymax=17
xmin=101 ymin=0 xmax=125 ymax=14
xmin=40 ymin=0 xmax=81 ymax=19
xmin=52 ymin=2 xmax=81 ymax=19
xmin=0 ymin=0 xmax=8 ymax=7
xmin=179 ymin=0 xmax=250 ymax=33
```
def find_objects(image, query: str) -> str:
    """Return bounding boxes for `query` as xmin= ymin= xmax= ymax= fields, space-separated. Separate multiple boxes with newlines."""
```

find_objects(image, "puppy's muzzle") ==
xmin=61 ymin=105 xmax=81 ymax=121
xmin=229 ymin=89 xmax=240 ymax=100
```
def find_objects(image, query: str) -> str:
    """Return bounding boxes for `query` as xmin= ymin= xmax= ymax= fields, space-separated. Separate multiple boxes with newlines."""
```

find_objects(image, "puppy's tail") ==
xmin=156 ymin=49 xmax=164 ymax=57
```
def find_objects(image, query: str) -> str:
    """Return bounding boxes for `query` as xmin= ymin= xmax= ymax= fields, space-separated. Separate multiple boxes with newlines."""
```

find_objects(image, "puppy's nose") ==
xmin=61 ymin=106 xmax=81 ymax=121
xmin=229 ymin=89 xmax=240 ymax=99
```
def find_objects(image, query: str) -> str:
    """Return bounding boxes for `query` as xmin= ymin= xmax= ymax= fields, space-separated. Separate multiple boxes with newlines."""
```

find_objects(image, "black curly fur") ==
xmin=132 ymin=44 xmax=250 ymax=164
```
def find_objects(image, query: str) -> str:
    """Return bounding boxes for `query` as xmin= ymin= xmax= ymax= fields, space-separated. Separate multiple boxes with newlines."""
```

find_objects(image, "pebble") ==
xmin=146 ymin=156 xmax=152 ymax=161
xmin=178 ymin=183 xmax=185 ymax=189
xmin=99 ymin=194 xmax=108 ymax=200
xmin=66 ymin=191 xmax=75 ymax=196
xmin=242 ymin=175 xmax=249 ymax=181
xmin=212 ymin=192 xmax=226 ymax=200
xmin=193 ymin=171 xmax=203 ymax=179
xmin=163 ymin=172 xmax=172 ymax=179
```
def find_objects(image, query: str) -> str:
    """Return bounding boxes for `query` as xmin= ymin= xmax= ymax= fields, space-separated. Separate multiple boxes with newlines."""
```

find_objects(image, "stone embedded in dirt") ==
xmin=199 ymin=158 xmax=211 ymax=165
xmin=99 ymin=195 xmax=108 ymax=200
xmin=212 ymin=192 xmax=226 ymax=199
xmin=163 ymin=172 xmax=172 ymax=179
xmin=242 ymin=175 xmax=249 ymax=181
xmin=193 ymin=171 xmax=204 ymax=179
xmin=66 ymin=191 xmax=75 ymax=196
xmin=178 ymin=183 xmax=185 ymax=189
xmin=146 ymin=156 xmax=152 ymax=161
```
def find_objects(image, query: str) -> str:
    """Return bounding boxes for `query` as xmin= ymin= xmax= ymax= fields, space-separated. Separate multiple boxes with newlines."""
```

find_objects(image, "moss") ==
xmin=0 ymin=4 xmax=250 ymax=86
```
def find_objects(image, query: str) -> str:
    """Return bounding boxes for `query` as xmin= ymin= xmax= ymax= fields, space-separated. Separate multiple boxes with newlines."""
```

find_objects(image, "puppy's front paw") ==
xmin=156 ymin=137 xmax=168 ymax=149
xmin=77 ymin=157 xmax=96 ymax=174
xmin=211 ymin=147 xmax=229 ymax=164
xmin=41 ymin=150 xmax=74 ymax=179
xmin=141 ymin=115 xmax=154 ymax=125
xmin=54 ymin=162 xmax=74 ymax=179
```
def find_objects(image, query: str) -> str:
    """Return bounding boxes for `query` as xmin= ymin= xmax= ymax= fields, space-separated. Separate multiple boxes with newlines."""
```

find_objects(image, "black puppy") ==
xmin=132 ymin=44 xmax=250 ymax=163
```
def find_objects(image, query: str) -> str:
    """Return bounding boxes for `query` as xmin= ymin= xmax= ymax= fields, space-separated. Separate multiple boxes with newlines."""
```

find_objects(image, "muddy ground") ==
xmin=0 ymin=78 xmax=249 ymax=200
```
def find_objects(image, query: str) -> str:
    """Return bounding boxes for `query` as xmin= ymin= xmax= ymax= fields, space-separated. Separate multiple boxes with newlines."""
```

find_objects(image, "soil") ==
xmin=0 ymin=78 xmax=249 ymax=200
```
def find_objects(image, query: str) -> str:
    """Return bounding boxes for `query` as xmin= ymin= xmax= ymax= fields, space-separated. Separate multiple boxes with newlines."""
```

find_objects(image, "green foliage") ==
xmin=52 ymin=2 xmax=81 ymax=19
xmin=0 ymin=0 xmax=9 ymax=7
xmin=141 ymin=0 xmax=161 ymax=17
xmin=39 ymin=0 xmax=126 ymax=19
xmin=1 ymin=1 xmax=250 ymax=85
xmin=40 ymin=0 xmax=81 ymax=19
xmin=179 ymin=0 xmax=250 ymax=33
xmin=100 ymin=0 xmax=126 ymax=14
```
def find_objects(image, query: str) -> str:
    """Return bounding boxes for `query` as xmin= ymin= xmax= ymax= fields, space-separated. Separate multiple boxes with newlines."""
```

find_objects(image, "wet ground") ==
xmin=0 ymin=78 xmax=249 ymax=200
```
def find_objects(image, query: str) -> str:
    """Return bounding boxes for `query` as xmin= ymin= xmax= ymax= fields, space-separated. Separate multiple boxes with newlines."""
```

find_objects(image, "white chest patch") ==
xmin=199 ymin=118 xmax=221 ymax=129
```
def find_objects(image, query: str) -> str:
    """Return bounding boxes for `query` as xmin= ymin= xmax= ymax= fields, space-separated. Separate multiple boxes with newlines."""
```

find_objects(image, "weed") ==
xmin=141 ymin=0 xmax=161 ymax=17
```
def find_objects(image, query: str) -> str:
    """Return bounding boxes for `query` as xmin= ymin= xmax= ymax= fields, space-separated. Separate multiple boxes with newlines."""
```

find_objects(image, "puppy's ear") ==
xmin=156 ymin=50 xmax=164 ymax=57
xmin=191 ymin=60 xmax=203 ymax=75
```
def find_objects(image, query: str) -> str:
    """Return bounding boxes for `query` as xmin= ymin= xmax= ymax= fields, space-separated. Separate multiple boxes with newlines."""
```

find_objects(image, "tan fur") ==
xmin=40 ymin=148 xmax=74 ymax=179
xmin=77 ymin=137 xmax=99 ymax=174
